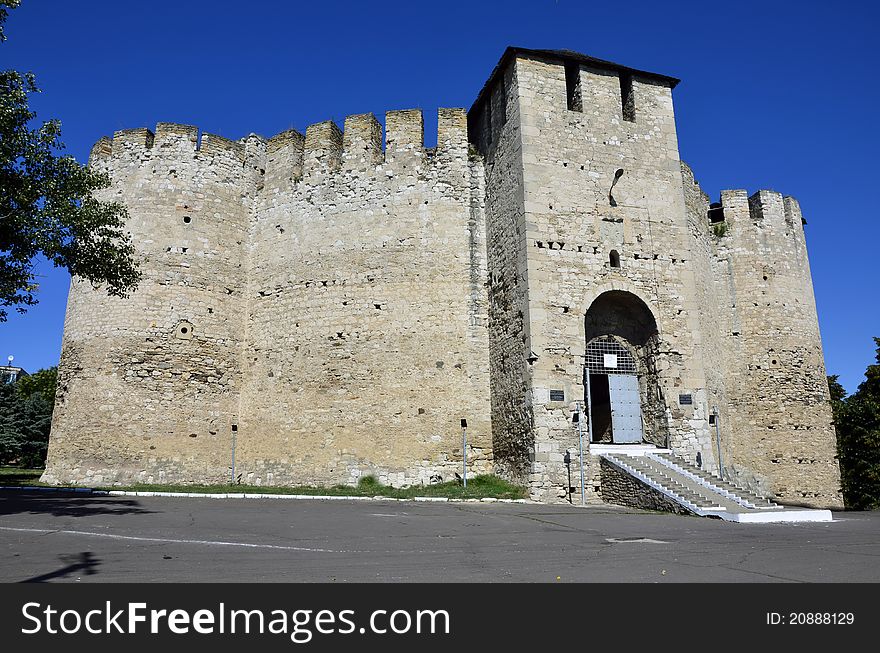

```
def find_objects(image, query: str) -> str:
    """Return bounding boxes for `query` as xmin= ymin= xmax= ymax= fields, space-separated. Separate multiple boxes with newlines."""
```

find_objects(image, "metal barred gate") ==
xmin=585 ymin=337 xmax=643 ymax=444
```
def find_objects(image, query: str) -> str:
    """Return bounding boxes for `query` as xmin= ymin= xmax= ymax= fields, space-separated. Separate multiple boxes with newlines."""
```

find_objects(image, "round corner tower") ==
xmin=43 ymin=124 xmax=263 ymax=485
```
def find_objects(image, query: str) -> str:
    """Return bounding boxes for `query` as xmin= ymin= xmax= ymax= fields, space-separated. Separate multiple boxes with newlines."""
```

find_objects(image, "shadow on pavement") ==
xmin=0 ymin=491 xmax=154 ymax=518
xmin=20 ymin=551 xmax=101 ymax=583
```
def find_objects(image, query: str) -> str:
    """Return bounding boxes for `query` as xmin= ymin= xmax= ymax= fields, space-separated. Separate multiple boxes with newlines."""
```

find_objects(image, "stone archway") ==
xmin=584 ymin=291 xmax=667 ymax=447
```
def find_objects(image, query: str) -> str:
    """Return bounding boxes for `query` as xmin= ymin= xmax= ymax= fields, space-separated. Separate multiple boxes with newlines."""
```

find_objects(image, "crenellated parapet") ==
xmin=260 ymin=108 xmax=471 ymax=195
xmin=89 ymin=108 xmax=473 ymax=204
xmin=87 ymin=123 xmax=264 ymax=196
xmin=718 ymin=189 xmax=803 ymax=232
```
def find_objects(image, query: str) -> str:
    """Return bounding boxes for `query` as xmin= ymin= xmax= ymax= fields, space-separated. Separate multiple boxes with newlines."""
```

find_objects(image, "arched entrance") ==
xmin=584 ymin=291 xmax=665 ymax=446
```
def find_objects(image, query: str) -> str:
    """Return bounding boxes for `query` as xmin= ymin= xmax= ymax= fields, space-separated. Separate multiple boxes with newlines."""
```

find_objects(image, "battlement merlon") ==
xmin=343 ymin=113 xmax=382 ymax=170
xmin=437 ymin=108 xmax=468 ymax=159
xmin=385 ymin=109 xmax=424 ymax=164
xmin=266 ymin=129 xmax=305 ymax=190
xmin=155 ymin=122 xmax=198 ymax=151
xmin=88 ymin=136 xmax=113 ymax=170
xmin=304 ymin=121 xmax=343 ymax=177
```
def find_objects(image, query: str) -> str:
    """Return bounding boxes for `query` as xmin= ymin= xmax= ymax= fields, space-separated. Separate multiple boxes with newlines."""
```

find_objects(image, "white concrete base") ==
xmin=706 ymin=509 xmax=834 ymax=523
xmin=589 ymin=445 xmax=671 ymax=455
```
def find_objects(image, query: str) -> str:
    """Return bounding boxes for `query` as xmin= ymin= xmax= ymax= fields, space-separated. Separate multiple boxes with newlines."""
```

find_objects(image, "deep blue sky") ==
xmin=1 ymin=0 xmax=877 ymax=393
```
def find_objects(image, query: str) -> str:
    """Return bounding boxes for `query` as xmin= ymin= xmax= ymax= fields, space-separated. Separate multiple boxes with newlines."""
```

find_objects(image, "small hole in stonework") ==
xmin=418 ymin=407 xmax=426 ymax=415
xmin=180 ymin=327 xmax=188 ymax=334
xmin=189 ymin=433 xmax=197 ymax=438
xmin=610 ymin=250 xmax=621 ymax=268
xmin=763 ymin=275 xmax=768 ymax=281
xmin=374 ymin=304 xmax=382 ymax=309
xmin=208 ymin=308 xmax=213 ymax=314
xmin=436 ymin=361 xmax=444 ymax=369
xmin=772 ymin=359 xmax=777 ymax=365
xmin=183 ymin=216 xmax=192 ymax=224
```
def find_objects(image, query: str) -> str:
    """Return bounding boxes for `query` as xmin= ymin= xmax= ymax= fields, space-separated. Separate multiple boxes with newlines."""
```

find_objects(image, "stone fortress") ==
xmin=42 ymin=47 xmax=842 ymax=508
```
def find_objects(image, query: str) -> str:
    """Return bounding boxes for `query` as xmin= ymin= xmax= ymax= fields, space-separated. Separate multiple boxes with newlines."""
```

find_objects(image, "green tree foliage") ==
xmin=14 ymin=365 xmax=56 ymax=403
xmin=0 ymin=0 xmax=140 ymax=322
xmin=0 ymin=367 xmax=55 ymax=467
xmin=830 ymin=338 xmax=880 ymax=509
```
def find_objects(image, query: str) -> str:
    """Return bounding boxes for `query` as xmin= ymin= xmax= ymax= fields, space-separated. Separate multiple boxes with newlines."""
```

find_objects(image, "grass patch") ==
xmin=711 ymin=221 xmax=728 ymax=238
xmin=102 ymin=474 xmax=526 ymax=500
xmin=0 ymin=466 xmax=527 ymax=500
xmin=0 ymin=467 xmax=47 ymax=486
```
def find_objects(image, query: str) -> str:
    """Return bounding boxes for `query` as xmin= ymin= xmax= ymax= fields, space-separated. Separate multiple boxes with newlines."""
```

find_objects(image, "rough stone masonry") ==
xmin=42 ymin=47 xmax=842 ymax=508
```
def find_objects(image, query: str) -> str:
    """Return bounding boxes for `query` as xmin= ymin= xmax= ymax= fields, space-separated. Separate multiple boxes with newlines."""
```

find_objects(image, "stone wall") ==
xmin=599 ymin=458 xmax=691 ymax=515
xmin=238 ymin=108 xmax=492 ymax=487
xmin=44 ymin=110 xmax=493 ymax=489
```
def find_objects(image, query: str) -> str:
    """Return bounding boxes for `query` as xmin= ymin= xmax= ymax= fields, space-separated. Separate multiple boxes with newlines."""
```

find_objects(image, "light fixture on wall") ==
xmin=609 ymin=168 xmax=624 ymax=207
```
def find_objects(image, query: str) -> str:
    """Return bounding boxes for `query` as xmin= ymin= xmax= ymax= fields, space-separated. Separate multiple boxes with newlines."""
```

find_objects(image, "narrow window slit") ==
xmin=620 ymin=73 xmax=635 ymax=122
xmin=565 ymin=63 xmax=583 ymax=112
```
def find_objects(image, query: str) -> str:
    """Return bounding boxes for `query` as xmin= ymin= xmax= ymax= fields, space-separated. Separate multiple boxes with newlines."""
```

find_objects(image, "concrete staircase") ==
xmin=602 ymin=451 xmax=833 ymax=523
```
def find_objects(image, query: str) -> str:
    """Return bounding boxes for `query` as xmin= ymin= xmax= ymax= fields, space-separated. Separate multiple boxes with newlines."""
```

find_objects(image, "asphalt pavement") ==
xmin=2 ymin=490 xmax=878 ymax=582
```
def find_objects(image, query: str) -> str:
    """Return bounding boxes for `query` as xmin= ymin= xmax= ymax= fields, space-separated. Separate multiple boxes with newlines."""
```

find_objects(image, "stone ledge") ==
xmin=0 ymin=486 xmax=528 ymax=504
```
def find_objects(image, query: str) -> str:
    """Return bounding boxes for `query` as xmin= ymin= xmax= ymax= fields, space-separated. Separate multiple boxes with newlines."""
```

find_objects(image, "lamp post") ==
xmin=460 ymin=418 xmax=467 ymax=488
xmin=563 ymin=450 xmax=573 ymax=504
xmin=573 ymin=403 xmax=585 ymax=506
xmin=712 ymin=405 xmax=724 ymax=480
